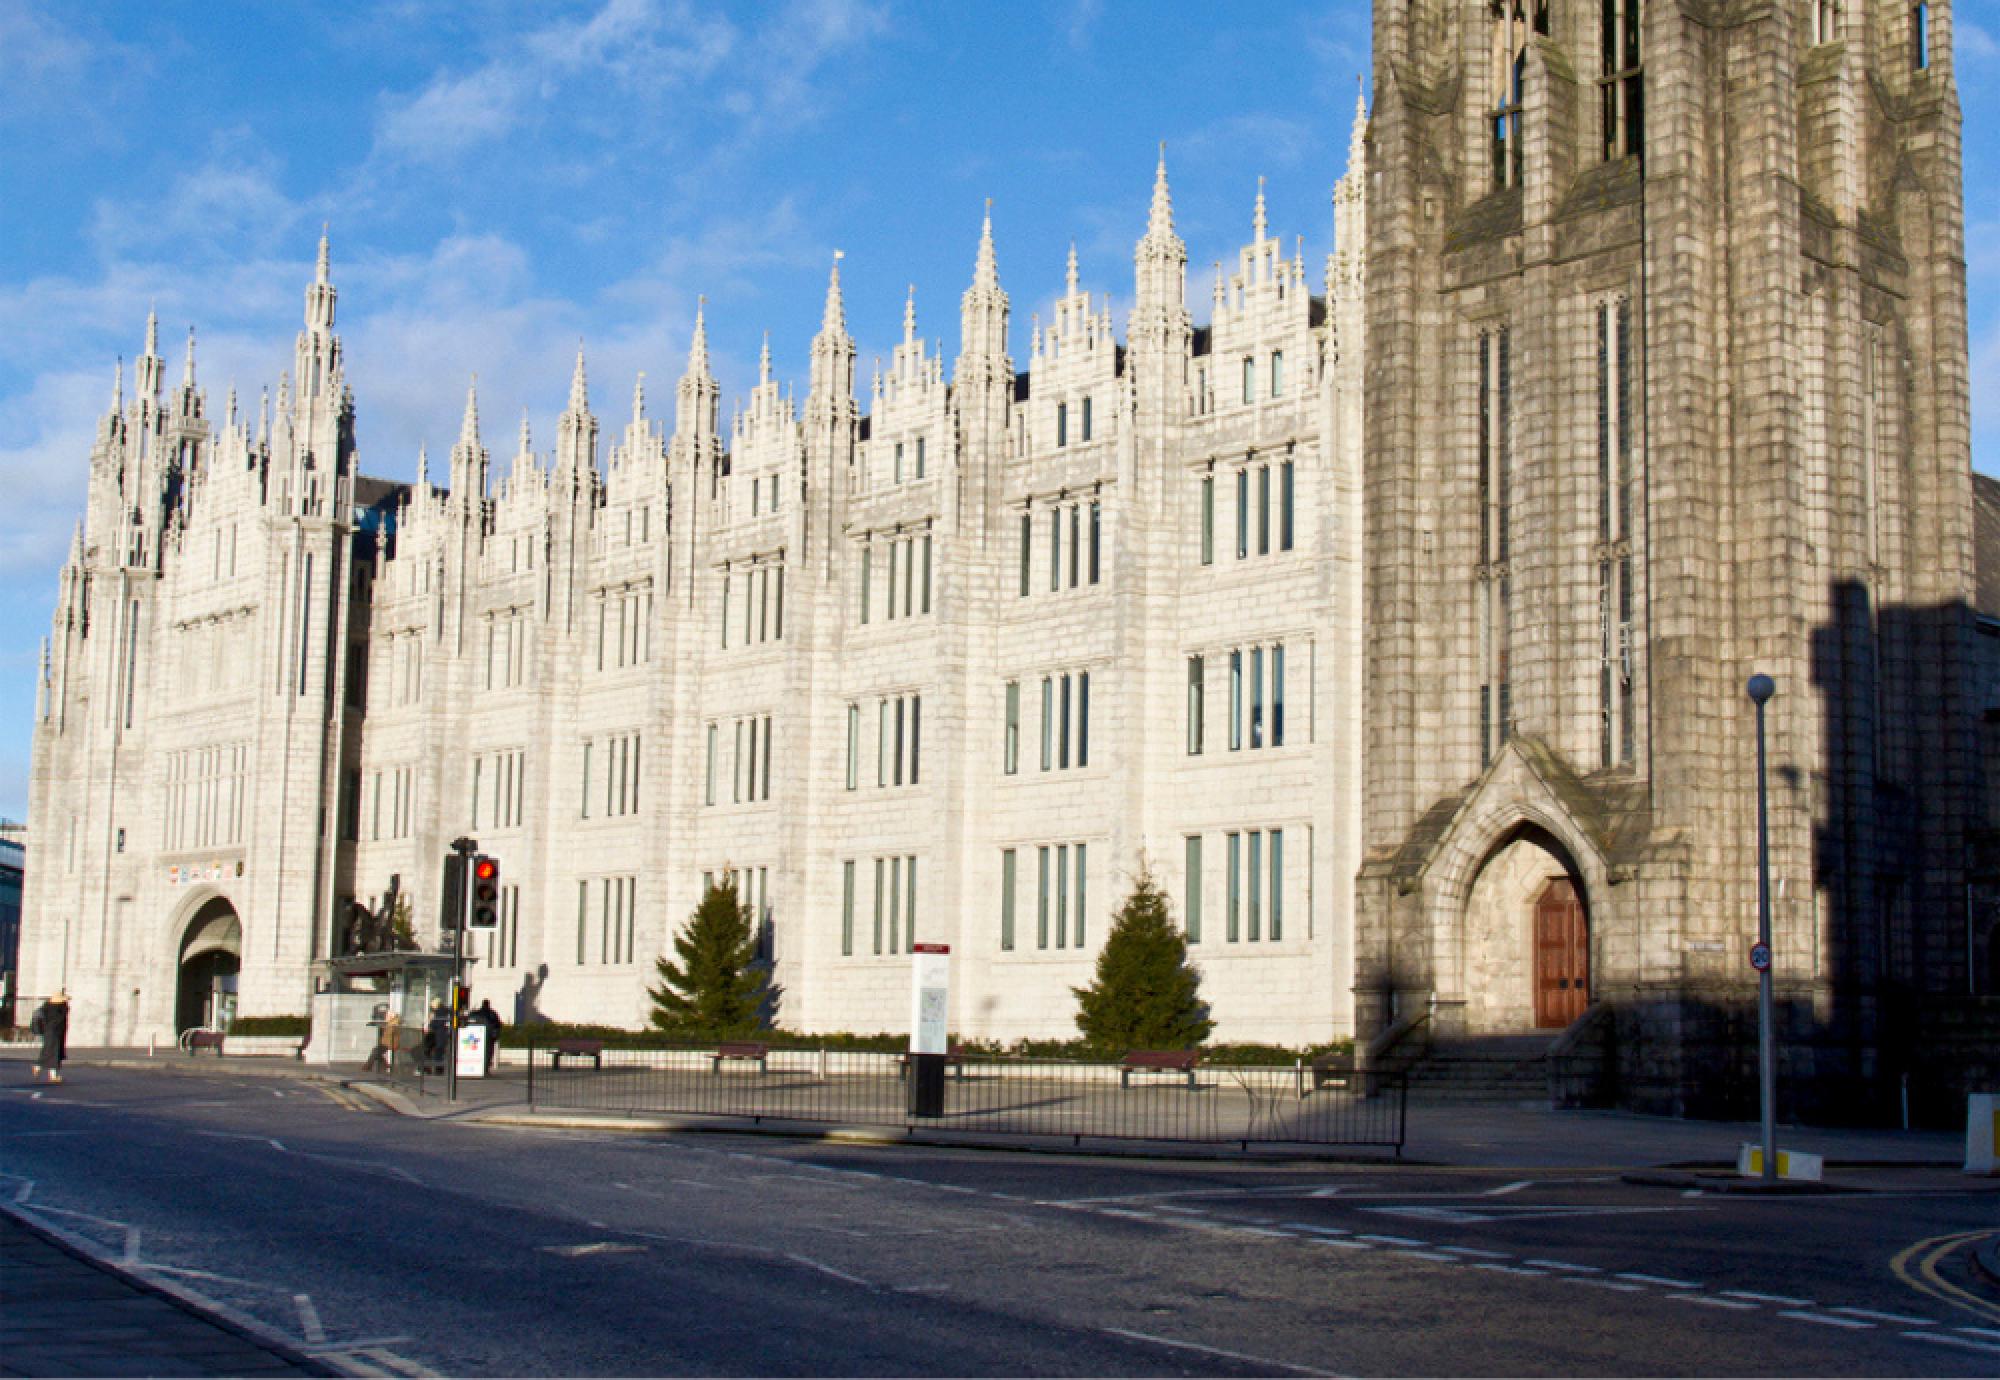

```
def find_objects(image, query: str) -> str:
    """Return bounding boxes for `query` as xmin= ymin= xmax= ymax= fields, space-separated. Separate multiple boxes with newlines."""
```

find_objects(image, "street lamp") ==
xmin=1747 ymin=673 xmax=1777 ymax=1183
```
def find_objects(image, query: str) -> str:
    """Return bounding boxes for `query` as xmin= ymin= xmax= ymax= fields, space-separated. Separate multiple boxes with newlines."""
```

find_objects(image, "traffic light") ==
xmin=469 ymin=854 xmax=500 ymax=930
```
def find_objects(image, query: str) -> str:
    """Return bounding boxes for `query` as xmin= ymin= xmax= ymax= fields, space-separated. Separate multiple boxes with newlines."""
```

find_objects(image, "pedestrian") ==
xmin=423 ymin=1000 xmax=451 ymax=1075
xmin=30 ymin=990 xmax=69 ymax=1084
xmin=362 ymin=1006 xmax=401 ymax=1074
xmin=471 ymin=998 xmax=504 ymax=1073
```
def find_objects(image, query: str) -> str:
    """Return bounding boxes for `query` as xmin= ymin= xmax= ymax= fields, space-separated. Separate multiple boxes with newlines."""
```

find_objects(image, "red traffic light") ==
xmin=473 ymin=857 xmax=498 ymax=882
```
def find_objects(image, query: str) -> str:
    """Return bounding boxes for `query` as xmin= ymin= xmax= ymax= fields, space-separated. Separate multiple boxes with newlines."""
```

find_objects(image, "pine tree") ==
xmin=648 ymin=877 xmax=773 ymax=1037
xmin=1072 ymin=868 xmax=1213 ymax=1055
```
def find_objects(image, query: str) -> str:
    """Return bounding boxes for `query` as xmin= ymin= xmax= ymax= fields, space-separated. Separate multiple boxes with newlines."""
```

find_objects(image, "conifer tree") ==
xmin=1072 ymin=868 xmax=1213 ymax=1054
xmin=649 ymin=877 xmax=772 ymax=1037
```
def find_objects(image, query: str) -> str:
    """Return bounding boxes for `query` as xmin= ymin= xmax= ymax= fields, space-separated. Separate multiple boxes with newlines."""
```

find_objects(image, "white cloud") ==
xmin=1959 ymin=20 xmax=2000 ymax=64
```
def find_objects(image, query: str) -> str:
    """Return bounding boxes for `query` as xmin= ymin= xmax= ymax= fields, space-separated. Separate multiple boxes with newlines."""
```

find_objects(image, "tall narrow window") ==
xmin=775 ymin=566 xmax=784 ymax=639
xmin=1280 ymin=459 xmax=1295 ymax=551
xmin=842 ymin=860 xmax=856 ymax=956
xmin=1004 ymin=680 xmax=1020 ymax=775
xmin=704 ymin=725 xmax=716 ymax=805
xmin=1081 ymin=396 xmax=1093 ymax=442
xmin=1077 ymin=672 xmax=1090 ymax=767
xmin=1596 ymin=300 xmax=1636 ymax=767
xmin=1229 ymin=650 xmax=1244 ymax=751
xmin=1257 ymin=465 xmax=1271 ymax=554
xmin=1600 ymin=0 xmax=1644 ymax=160
xmin=1037 ymin=846 xmax=1051 ymax=949
xmin=1056 ymin=401 xmax=1069 ymax=448
xmin=1912 ymin=1 xmax=1929 ymax=69
xmin=1088 ymin=501 xmax=1101 ymax=584
xmin=1236 ymin=468 xmax=1249 ymax=559
xmin=893 ymin=696 xmax=906 ymax=787
xmin=761 ymin=716 xmax=772 ymax=800
xmin=909 ymin=697 xmax=922 ymax=785
xmin=921 ymin=533 xmax=932 ymax=613
xmin=581 ymin=741 xmax=593 ymax=819
xmin=1200 ymin=475 xmax=1215 ymax=566
xmin=916 ymin=436 xmax=927 ymax=478
xmin=878 ymin=699 xmax=890 ymax=786
xmin=1041 ymin=676 xmax=1054 ymax=771
xmin=1270 ymin=350 xmax=1284 ymax=398
xmin=1068 ymin=505 xmax=1081 ymax=588
xmin=846 ymin=703 xmax=859 ymax=790
xmin=1478 ymin=327 xmax=1514 ymax=764
xmin=873 ymin=857 xmax=886 ymax=954
xmin=1226 ymin=832 xmax=1241 ymax=941
xmin=734 ymin=720 xmax=745 ymax=803
xmin=1272 ymin=643 xmax=1287 ymax=747
xmin=1049 ymin=508 xmax=1061 ymax=591
xmin=1492 ymin=1 xmax=1527 ymax=188
xmin=1019 ymin=512 xmax=1032 ymax=597
xmin=1073 ymin=843 xmax=1087 ymax=947
xmin=1185 ymin=835 xmax=1203 ymax=943
xmin=1055 ymin=843 xmax=1069 ymax=949
xmin=1241 ymin=357 xmax=1255 ymax=404
xmin=1187 ymin=655 xmax=1205 ymax=755
xmin=894 ymin=442 xmax=904 ymax=484
xmin=860 ymin=544 xmax=872 ymax=624
xmin=1248 ymin=830 xmax=1263 ymax=941
xmin=1250 ymin=646 xmax=1265 ymax=748
xmin=1269 ymin=828 xmax=1284 ymax=941
xmin=904 ymin=855 xmax=918 ymax=951
xmin=1058 ymin=673 xmax=1072 ymax=769
xmin=1000 ymin=849 xmax=1017 ymax=951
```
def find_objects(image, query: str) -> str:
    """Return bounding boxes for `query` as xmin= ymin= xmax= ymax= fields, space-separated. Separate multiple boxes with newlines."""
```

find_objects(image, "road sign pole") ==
xmin=447 ymin=837 xmax=477 ymax=1104
xmin=1748 ymin=675 xmax=1777 ymax=1184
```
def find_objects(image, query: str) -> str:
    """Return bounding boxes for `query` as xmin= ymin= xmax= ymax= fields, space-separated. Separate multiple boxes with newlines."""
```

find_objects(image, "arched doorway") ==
xmin=177 ymin=897 xmax=242 ymax=1033
xmin=1460 ymin=824 xmax=1590 ymax=1032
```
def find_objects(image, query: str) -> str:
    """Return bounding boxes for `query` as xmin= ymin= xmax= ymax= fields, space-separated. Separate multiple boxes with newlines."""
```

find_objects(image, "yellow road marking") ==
xmin=1890 ymin=1229 xmax=2000 ymax=1326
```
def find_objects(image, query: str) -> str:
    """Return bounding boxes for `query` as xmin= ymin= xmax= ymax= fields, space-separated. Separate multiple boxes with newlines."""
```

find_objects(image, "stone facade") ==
xmin=20 ymin=129 xmax=1370 ymax=1050
xmin=1355 ymin=0 xmax=1984 ymax=1119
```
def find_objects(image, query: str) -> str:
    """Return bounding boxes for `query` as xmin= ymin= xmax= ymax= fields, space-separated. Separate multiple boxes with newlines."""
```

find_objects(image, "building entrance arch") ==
xmin=1458 ymin=823 xmax=1590 ymax=1032
xmin=176 ymin=896 xmax=242 ymax=1033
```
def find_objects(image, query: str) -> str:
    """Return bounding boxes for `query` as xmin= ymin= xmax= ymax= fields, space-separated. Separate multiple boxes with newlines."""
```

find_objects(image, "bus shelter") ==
xmin=307 ymin=952 xmax=460 ymax=1064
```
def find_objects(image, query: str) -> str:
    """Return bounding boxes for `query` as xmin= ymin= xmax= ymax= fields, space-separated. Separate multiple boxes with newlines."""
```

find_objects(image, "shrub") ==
xmin=227 ymin=1015 xmax=309 ymax=1037
xmin=1072 ymin=868 xmax=1214 ymax=1056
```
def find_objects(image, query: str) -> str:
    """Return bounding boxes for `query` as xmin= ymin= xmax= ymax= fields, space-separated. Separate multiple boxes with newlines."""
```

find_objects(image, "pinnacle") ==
xmin=145 ymin=307 xmax=159 ymax=359
xmin=1066 ymin=242 xmax=1080 ymax=296
xmin=633 ymin=371 xmax=646 ymax=422
xmin=820 ymin=250 xmax=847 ymax=338
xmin=759 ymin=331 xmax=772 ymax=386
xmin=417 ymin=443 xmax=430 ymax=486
xmin=568 ymin=342 xmax=589 ymax=414
xmin=111 ymin=357 xmax=124 ymax=411
xmin=1253 ymin=175 xmax=1268 ymax=241
xmin=903 ymin=284 xmax=917 ymax=343
xmin=1146 ymin=143 xmax=1176 ymax=241
xmin=518 ymin=409 xmax=532 ymax=455
xmin=183 ymin=326 xmax=197 ymax=388
xmin=316 ymin=224 xmax=331 ymax=284
xmin=972 ymin=201 xmax=1001 ymax=292
xmin=688 ymin=296 xmax=711 ymax=377
xmin=459 ymin=377 xmax=481 ymax=449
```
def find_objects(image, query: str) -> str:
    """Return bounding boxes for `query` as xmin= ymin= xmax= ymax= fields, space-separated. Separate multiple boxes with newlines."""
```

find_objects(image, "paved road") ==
xmin=3 ymin=1064 xmax=1997 ymax=1376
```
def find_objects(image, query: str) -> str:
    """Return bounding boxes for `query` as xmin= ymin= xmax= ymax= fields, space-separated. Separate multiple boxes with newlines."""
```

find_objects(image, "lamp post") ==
xmin=1746 ymin=674 xmax=1777 ymax=1183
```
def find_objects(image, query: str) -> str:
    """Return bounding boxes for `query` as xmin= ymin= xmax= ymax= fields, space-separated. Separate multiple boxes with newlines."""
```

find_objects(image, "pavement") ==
xmin=2 ymin=1043 xmax=1993 ymax=1377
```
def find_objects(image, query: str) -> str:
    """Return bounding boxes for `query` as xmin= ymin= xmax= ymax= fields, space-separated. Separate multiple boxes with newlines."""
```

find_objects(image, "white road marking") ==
xmin=1393 ymin=1250 xmax=1463 ymax=1263
xmin=1616 ymin=1272 xmax=1699 ymax=1289
xmin=1439 ymin=1246 xmax=1513 ymax=1260
xmin=1907 ymin=1333 xmax=2000 ymax=1356
xmin=1561 ymin=1277 xmax=1644 ymax=1293
xmin=1099 ymin=1326 xmax=1338 ymax=1377
xmin=784 ymin=1252 xmax=874 ymax=1289
xmin=1779 ymin=1310 xmax=1872 ymax=1330
xmin=1475 ymin=1263 xmax=1548 ymax=1277
xmin=1670 ymin=1295 xmax=1759 ymax=1311
xmin=358 ymin=1345 xmax=441 ymax=1377
xmin=294 ymin=1294 xmax=327 ymax=1344
xmin=1234 ymin=1227 xmax=1294 ymax=1238
xmin=1310 ymin=1238 xmax=1375 ymax=1251
xmin=1525 ymin=1259 xmax=1601 ymax=1273
xmin=1485 ymin=1180 xmax=1533 ymax=1196
xmin=1681 ymin=1189 xmax=1704 ymax=1198
xmin=1724 ymin=1289 xmax=1815 ymax=1307
xmin=193 ymin=1130 xmax=287 ymax=1151
xmin=1829 ymin=1306 xmax=1935 ymax=1325
xmin=1354 ymin=1233 xmax=1430 ymax=1247
xmin=1281 ymin=1223 xmax=1351 ymax=1236
xmin=1956 ymin=1326 xmax=2000 ymax=1341
xmin=541 ymin=1241 xmax=646 ymax=1258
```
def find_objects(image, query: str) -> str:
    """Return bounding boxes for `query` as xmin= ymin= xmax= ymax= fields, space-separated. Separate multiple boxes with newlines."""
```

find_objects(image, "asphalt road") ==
xmin=3 ymin=1065 xmax=1997 ymax=1377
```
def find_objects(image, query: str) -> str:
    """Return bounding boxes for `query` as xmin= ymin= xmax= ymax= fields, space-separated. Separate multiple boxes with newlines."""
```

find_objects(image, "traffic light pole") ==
xmin=447 ymin=836 xmax=477 ymax=1103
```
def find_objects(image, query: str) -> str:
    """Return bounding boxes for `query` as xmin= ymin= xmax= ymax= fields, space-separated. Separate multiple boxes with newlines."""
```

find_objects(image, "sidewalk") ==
xmin=0 ymin=1208 xmax=330 ymax=1378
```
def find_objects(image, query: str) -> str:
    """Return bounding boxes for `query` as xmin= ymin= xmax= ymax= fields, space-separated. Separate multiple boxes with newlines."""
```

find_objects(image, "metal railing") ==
xmin=521 ymin=1045 xmax=1406 ymax=1152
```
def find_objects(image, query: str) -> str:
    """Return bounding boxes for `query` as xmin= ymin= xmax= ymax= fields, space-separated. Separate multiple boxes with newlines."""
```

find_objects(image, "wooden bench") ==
xmin=550 ymin=1038 xmax=604 ymax=1070
xmin=711 ymin=1041 xmax=769 ymax=1075
xmin=1119 ymin=1049 xmax=1199 ymax=1089
xmin=185 ymin=1030 xmax=226 ymax=1057
xmin=1304 ymin=1051 xmax=1357 ymax=1096
xmin=898 ymin=1045 xmax=972 ymax=1081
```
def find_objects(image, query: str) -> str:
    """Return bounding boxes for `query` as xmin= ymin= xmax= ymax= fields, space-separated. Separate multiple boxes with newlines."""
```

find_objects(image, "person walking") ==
xmin=471 ymin=999 xmax=504 ymax=1073
xmin=362 ymin=1006 xmax=402 ymax=1074
xmin=30 ymin=990 xmax=69 ymax=1084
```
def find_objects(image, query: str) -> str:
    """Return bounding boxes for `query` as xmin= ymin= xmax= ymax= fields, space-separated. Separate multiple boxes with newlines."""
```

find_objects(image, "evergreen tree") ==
xmin=1072 ymin=868 xmax=1213 ymax=1055
xmin=648 ymin=877 xmax=773 ymax=1037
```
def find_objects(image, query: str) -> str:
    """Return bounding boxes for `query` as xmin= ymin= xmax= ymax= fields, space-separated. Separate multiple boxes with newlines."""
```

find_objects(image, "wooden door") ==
xmin=1533 ymin=878 xmax=1589 ymax=1028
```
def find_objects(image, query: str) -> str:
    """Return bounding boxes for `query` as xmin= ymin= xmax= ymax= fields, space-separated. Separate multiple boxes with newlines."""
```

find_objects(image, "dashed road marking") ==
xmin=1830 ymin=1306 xmax=1935 ymax=1326
xmin=294 ymin=1294 xmax=327 ymax=1345
xmin=1439 ymin=1246 xmax=1513 ymax=1260
xmin=1779 ymin=1310 xmax=1873 ymax=1330
xmin=1670 ymin=1295 xmax=1759 ymax=1311
xmin=1560 ymin=1277 xmax=1644 ymax=1294
xmin=1525 ymin=1259 xmax=1601 ymax=1274
xmin=1393 ymin=1250 xmax=1463 ymax=1263
xmin=1617 ymin=1272 xmax=1699 ymax=1288
xmin=1724 ymin=1289 xmax=1815 ymax=1307
xmin=1957 ymin=1326 xmax=2000 ymax=1341
xmin=1354 ymin=1233 xmax=1429 ymax=1247
xmin=1907 ymin=1333 xmax=2000 ymax=1356
xmin=1475 ymin=1263 xmax=1547 ymax=1277
xmin=1098 ymin=1326 xmax=1336 ymax=1377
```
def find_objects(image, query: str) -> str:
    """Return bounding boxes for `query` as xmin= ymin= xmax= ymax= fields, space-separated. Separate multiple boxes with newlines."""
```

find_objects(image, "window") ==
xmin=894 ymin=442 xmax=905 ymax=484
xmin=1913 ymin=2 xmax=1929 ymax=68
xmin=1088 ymin=501 xmax=1101 ymax=584
xmin=1037 ymin=846 xmax=1051 ymax=949
xmin=874 ymin=694 xmax=922 ymax=787
xmin=1000 ymin=849 xmax=1017 ymax=950
xmin=1041 ymin=671 xmax=1090 ymax=771
xmin=1049 ymin=507 xmax=1061 ymax=591
xmin=1078 ymin=672 xmax=1090 ymax=767
xmin=1019 ymin=512 xmax=1032 ymax=597
xmin=1068 ymin=504 xmax=1081 ymax=588
xmin=471 ymin=748 xmax=526 ymax=831
xmin=1040 ymin=677 xmax=1054 ymax=771
xmin=1187 ymin=656 xmax=1205 ymax=755
xmin=1271 ymin=350 xmax=1284 ymax=398
xmin=1250 ymin=646 xmax=1265 ymax=748
xmin=1600 ymin=0 xmax=1643 ymax=160
xmin=1229 ymin=651 xmax=1243 ymax=751
xmin=878 ymin=699 xmax=890 ymax=786
xmin=904 ymin=855 xmax=918 ymax=951
xmin=1059 ymin=674 xmax=1071 ymax=768
xmin=721 ymin=572 xmax=731 ymax=649
xmin=1056 ymin=402 xmax=1068 ymax=448
xmin=1270 ymin=828 xmax=1284 ymax=941
xmin=1280 ymin=459 xmax=1295 ymax=551
xmin=1479 ymin=327 xmax=1514 ymax=763
xmin=580 ymin=740 xmax=593 ymax=819
xmin=1236 ymin=468 xmax=1249 ymax=559
xmin=1493 ymin=0 xmax=1528 ymax=188
xmin=846 ymin=703 xmax=859 ymax=790
xmin=873 ymin=858 xmax=887 ymax=954
xmin=705 ymin=723 xmax=717 ymax=805
xmin=1242 ymin=357 xmax=1255 ymax=404
xmin=1073 ymin=842 xmax=1087 ymax=948
xmin=842 ymin=859 xmax=856 ymax=956
xmin=921 ymin=533 xmax=933 ymax=613
xmin=1273 ymin=643 xmax=1286 ymax=746
xmin=1184 ymin=835 xmax=1203 ymax=943
xmin=1055 ymin=843 xmax=1068 ymax=949
xmin=1200 ymin=474 xmax=1214 ymax=566
xmin=1226 ymin=832 xmax=1241 ymax=941
xmin=1248 ymin=831 xmax=1263 ymax=940
xmin=1081 ymin=396 xmax=1093 ymax=442
xmin=1004 ymin=681 xmax=1020 ymax=775
xmin=1597 ymin=299 xmax=1636 ymax=768
xmin=860 ymin=544 xmax=872 ymax=624
xmin=916 ymin=436 xmax=927 ymax=478
xmin=1257 ymin=464 xmax=1271 ymax=555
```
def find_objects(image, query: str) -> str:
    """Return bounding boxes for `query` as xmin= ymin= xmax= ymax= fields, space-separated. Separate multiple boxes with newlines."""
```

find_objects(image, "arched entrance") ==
xmin=177 ymin=897 xmax=242 ymax=1033
xmin=1460 ymin=824 xmax=1590 ymax=1032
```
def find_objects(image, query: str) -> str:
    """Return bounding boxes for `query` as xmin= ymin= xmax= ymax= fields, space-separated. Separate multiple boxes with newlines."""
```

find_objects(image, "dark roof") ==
xmin=1975 ymin=472 xmax=2000 ymax=617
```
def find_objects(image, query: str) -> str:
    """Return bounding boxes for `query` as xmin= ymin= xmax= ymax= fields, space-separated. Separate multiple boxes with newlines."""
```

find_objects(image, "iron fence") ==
xmin=520 ymin=1045 xmax=1405 ymax=1152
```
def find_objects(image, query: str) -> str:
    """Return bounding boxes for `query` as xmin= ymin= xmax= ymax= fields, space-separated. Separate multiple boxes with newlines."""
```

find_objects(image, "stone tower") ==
xmin=1355 ymin=0 xmax=1976 ymax=1116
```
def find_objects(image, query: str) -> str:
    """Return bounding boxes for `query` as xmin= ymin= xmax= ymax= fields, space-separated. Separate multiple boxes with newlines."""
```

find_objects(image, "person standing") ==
xmin=471 ymin=998 xmax=504 ymax=1073
xmin=30 ymin=990 xmax=68 ymax=1084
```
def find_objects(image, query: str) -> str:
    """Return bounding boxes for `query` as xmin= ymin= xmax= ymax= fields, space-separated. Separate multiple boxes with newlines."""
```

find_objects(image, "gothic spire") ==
xmin=820 ymin=251 xmax=847 ymax=338
xmin=567 ymin=342 xmax=589 ymax=414
xmin=316 ymin=224 xmax=330 ymax=285
xmin=518 ymin=409 xmax=532 ymax=458
xmin=416 ymin=443 xmax=430 ymax=488
xmin=688 ymin=297 xmax=711 ymax=377
xmin=632 ymin=371 xmax=646 ymax=422
xmin=145 ymin=307 xmax=159 ymax=360
xmin=903 ymin=284 xmax=917 ymax=343
xmin=1146 ymin=144 xmax=1175 ymax=241
xmin=459 ymin=377 xmax=481 ymax=449
xmin=759 ymin=331 xmax=772 ymax=386
xmin=1349 ymin=78 xmax=1368 ymax=167
xmin=1253 ymin=176 xmax=1268 ymax=241
xmin=1066 ymin=243 xmax=1080 ymax=296
xmin=974 ymin=200 xmax=1000 ymax=291
xmin=182 ymin=327 xmax=197 ymax=389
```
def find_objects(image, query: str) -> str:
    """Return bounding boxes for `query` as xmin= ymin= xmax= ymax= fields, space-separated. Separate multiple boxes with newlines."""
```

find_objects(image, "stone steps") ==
xmin=1403 ymin=1033 xmax=1558 ymax=1102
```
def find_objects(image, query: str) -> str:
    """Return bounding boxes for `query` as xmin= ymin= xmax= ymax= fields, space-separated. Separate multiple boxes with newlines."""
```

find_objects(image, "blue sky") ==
xmin=0 ymin=0 xmax=1992 ymax=823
